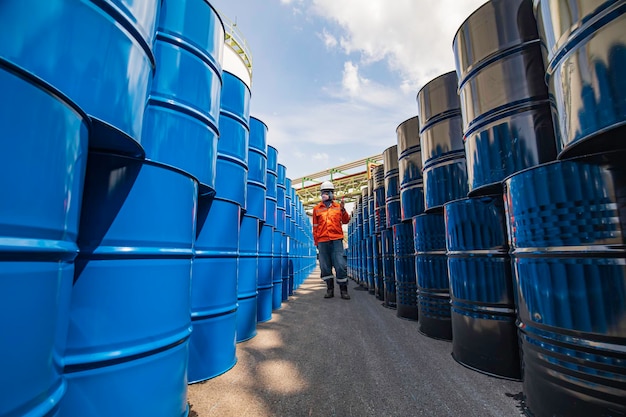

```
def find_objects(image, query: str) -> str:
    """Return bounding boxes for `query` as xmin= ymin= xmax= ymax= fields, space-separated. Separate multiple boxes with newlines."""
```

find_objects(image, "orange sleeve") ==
xmin=341 ymin=208 xmax=350 ymax=224
xmin=312 ymin=207 xmax=319 ymax=245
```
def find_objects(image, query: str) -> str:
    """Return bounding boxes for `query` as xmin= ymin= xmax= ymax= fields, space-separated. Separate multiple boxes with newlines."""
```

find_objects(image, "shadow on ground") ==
xmin=188 ymin=267 xmax=524 ymax=417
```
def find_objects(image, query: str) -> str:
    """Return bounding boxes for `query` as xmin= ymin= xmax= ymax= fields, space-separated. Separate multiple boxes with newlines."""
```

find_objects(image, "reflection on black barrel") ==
xmin=444 ymin=196 xmax=521 ymax=380
xmin=453 ymin=0 xmax=557 ymax=196
xmin=417 ymin=71 xmax=469 ymax=211
xmin=504 ymin=151 xmax=626 ymax=417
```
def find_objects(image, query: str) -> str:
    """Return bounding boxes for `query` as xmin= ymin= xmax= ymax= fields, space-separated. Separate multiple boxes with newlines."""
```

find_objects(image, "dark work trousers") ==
xmin=318 ymin=239 xmax=347 ymax=284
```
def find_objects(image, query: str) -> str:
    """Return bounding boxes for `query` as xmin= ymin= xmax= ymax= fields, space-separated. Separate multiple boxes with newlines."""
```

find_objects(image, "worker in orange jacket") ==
xmin=313 ymin=181 xmax=351 ymax=299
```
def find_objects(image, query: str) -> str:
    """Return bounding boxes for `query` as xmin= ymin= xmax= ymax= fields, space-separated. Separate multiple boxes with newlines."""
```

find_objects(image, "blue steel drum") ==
xmin=372 ymin=234 xmax=384 ymax=300
xmin=384 ymin=145 xmax=402 ymax=228
xmin=142 ymin=0 xmax=224 ymax=195
xmin=272 ymin=229 xmax=283 ymax=310
xmin=396 ymin=116 xmax=425 ymax=220
xmin=368 ymin=179 xmax=376 ymax=236
xmin=504 ymin=151 xmax=626 ymax=417
xmin=257 ymin=223 xmax=274 ymax=323
xmin=366 ymin=235 xmax=375 ymax=294
xmin=0 ymin=60 xmax=88 ymax=417
xmin=216 ymin=71 xmax=250 ymax=207
xmin=64 ymin=153 xmax=196 ymax=416
xmin=444 ymin=196 xmax=521 ymax=380
xmin=248 ymin=117 xmax=268 ymax=221
xmin=237 ymin=213 xmax=259 ymax=342
xmin=373 ymin=164 xmax=387 ymax=233
xmin=453 ymin=0 xmax=557 ymax=196
xmin=534 ymin=0 xmax=626 ymax=157
xmin=190 ymin=195 xmax=240 ymax=382
xmin=265 ymin=146 xmax=279 ymax=227
xmin=381 ymin=228 xmax=397 ymax=308
xmin=393 ymin=221 xmax=417 ymax=320
xmin=417 ymin=71 xmax=469 ymax=211
xmin=277 ymin=164 xmax=287 ymax=210
xmin=281 ymin=233 xmax=290 ymax=301
xmin=0 ymin=0 xmax=160 ymax=156
xmin=413 ymin=213 xmax=452 ymax=340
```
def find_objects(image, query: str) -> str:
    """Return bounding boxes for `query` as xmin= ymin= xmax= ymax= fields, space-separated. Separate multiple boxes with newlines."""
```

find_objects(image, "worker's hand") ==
xmin=340 ymin=197 xmax=345 ymax=210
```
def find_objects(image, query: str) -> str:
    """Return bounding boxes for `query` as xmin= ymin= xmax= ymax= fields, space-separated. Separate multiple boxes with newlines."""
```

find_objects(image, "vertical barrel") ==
xmin=417 ymin=71 xmax=469 ymax=211
xmin=393 ymin=221 xmax=418 ymax=320
xmin=381 ymin=228 xmax=397 ymax=308
xmin=141 ymin=0 xmax=224 ymax=195
xmin=277 ymin=165 xmax=288 ymax=302
xmin=453 ymin=0 xmax=557 ymax=196
xmin=384 ymin=145 xmax=402 ymax=228
xmin=534 ymin=1 xmax=626 ymax=157
xmin=444 ymin=196 xmax=521 ymax=379
xmin=0 ymin=0 xmax=160 ymax=155
xmin=396 ymin=116 xmax=425 ymax=219
xmin=215 ymin=70 xmax=250 ymax=208
xmin=413 ymin=213 xmax=452 ymax=340
xmin=257 ymin=222 xmax=274 ymax=323
xmin=265 ymin=146 xmax=278 ymax=228
xmin=190 ymin=194 xmax=240 ymax=382
xmin=247 ymin=117 xmax=268 ymax=221
xmin=0 ymin=60 xmax=88 ymax=417
xmin=63 ymin=153 xmax=196 ymax=416
xmin=237 ymin=213 xmax=258 ymax=342
xmin=504 ymin=151 xmax=626 ymax=417
xmin=373 ymin=164 xmax=387 ymax=233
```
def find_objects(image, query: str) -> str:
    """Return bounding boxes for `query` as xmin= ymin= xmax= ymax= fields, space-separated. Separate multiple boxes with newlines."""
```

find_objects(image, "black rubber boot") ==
xmin=339 ymin=284 xmax=350 ymax=300
xmin=324 ymin=279 xmax=334 ymax=298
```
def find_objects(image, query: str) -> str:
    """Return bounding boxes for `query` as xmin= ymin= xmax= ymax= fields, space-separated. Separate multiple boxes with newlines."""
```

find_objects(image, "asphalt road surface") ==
xmin=188 ymin=267 xmax=524 ymax=417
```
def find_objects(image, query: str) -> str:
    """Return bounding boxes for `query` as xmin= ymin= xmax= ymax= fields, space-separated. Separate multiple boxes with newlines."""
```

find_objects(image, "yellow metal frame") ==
xmin=293 ymin=155 xmax=383 ymax=212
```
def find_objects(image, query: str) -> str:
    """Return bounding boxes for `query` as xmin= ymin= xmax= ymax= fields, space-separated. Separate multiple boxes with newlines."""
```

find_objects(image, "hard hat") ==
xmin=320 ymin=181 xmax=335 ymax=191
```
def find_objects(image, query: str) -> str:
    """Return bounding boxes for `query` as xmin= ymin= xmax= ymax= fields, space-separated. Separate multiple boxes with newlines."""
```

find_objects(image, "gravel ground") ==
xmin=188 ymin=267 xmax=525 ymax=417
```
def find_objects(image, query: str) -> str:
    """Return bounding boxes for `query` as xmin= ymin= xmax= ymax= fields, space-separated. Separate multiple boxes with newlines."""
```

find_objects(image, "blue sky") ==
xmin=210 ymin=0 xmax=487 ymax=183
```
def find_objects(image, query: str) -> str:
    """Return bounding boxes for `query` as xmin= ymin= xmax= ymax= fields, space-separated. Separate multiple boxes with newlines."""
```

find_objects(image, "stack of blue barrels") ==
xmin=190 ymin=59 xmax=251 ymax=381
xmin=265 ymin=146 xmax=280 ymax=312
xmin=0 ymin=2 xmax=319 ymax=415
xmin=372 ymin=165 xmax=387 ymax=300
xmin=395 ymin=118 xmax=422 ymax=322
xmin=1 ymin=0 xmax=221 ymax=414
xmin=383 ymin=145 xmax=401 ymax=311
xmin=276 ymin=165 xmax=288 ymax=304
xmin=415 ymin=71 xmax=469 ymax=341
xmin=503 ymin=1 xmax=626 ymax=415
xmin=236 ymin=116 xmax=268 ymax=343
xmin=446 ymin=0 xmax=558 ymax=381
xmin=258 ymin=144 xmax=277 ymax=323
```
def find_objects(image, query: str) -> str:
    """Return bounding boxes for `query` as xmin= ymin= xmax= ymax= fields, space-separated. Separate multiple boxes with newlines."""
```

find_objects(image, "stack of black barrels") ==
xmin=348 ymin=1 xmax=625 ymax=416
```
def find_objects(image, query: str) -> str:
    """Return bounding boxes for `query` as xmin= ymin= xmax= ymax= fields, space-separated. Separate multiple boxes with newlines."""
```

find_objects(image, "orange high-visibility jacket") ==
xmin=312 ymin=201 xmax=350 ymax=245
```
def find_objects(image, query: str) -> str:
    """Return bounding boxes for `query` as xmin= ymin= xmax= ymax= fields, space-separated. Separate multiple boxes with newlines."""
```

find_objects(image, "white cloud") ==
xmin=319 ymin=28 xmax=338 ymax=49
xmin=341 ymin=61 xmax=363 ymax=96
xmin=310 ymin=0 xmax=487 ymax=91
xmin=312 ymin=152 xmax=329 ymax=161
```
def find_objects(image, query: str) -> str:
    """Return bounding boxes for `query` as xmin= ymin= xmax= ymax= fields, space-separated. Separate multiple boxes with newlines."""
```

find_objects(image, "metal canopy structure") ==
xmin=293 ymin=155 xmax=383 ymax=212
